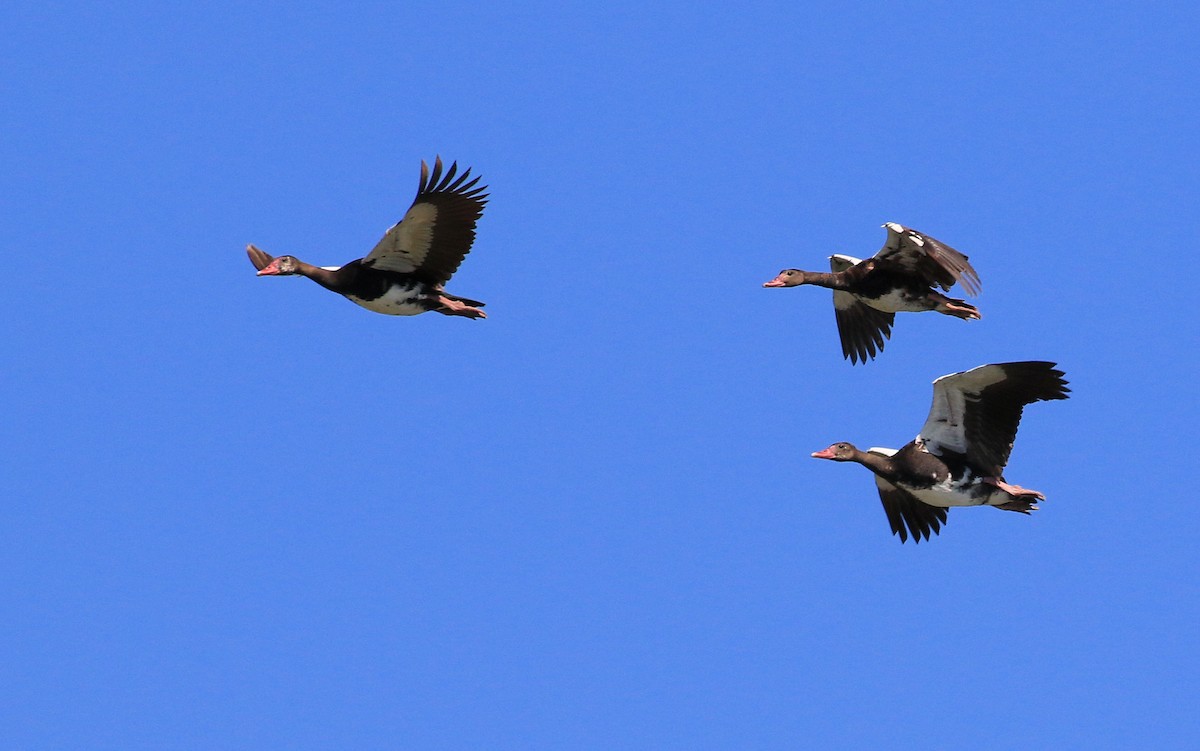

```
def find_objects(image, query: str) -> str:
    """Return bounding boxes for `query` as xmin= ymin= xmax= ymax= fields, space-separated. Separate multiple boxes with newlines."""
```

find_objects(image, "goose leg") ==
xmin=436 ymin=295 xmax=487 ymax=319
xmin=932 ymin=295 xmax=982 ymax=320
xmin=986 ymin=478 xmax=1044 ymax=498
xmin=985 ymin=478 xmax=1045 ymax=513
xmin=985 ymin=477 xmax=1044 ymax=499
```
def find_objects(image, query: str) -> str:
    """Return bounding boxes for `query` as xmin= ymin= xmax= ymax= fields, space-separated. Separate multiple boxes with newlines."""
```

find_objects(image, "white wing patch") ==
xmin=881 ymin=222 xmax=904 ymax=252
xmin=879 ymin=222 xmax=925 ymax=253
xmin=867 ymin=447 xmax=899 ymax=457
xmin=829 ymin=254 xmax=862 ymax=272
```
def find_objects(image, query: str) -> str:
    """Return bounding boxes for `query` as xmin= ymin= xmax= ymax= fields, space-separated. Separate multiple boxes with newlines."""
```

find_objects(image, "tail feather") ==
xmin=993 ymin=499 xmax=1039 ymax=514
xmin=437 ymin=305 xmax=487 ymax=320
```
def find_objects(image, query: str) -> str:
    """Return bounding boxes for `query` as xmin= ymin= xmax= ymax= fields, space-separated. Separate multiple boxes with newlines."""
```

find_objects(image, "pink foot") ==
xmin=437 ymin=296 xmax=487 ymax=319
xmin=984 ymin=477 xmax=1045 ymax=500
xmin=942 ymin=302 xmax=981 ymax=320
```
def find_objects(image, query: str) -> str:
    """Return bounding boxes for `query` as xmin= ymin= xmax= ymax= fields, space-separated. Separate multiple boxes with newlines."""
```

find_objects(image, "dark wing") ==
xmin=246 ymin=244 xmax=274 ymax=271
xmin=833 ymin=293 xmax=895 ymax=364
xmin=361 ymin=157 xmax=489 ymax=285
xmin=829 ymin=254 xmax=895 ymax=364
xmin=874 ymin=222 xmax=981 ymax=296
xmin=918 ymin=361 xmax=1070 ymax=476
xmin=875 ymin=476 xmax=948 ymax=543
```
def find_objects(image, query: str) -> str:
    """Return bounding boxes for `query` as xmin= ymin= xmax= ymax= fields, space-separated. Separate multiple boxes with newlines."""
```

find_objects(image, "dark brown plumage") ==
xmin=812 ymin=362 xmax=1070 ymax=544
xmin=360 ymin=157 xmax=488 ymax=286
xmin=875 ymin=477 xmax=949 ymax=543
xmin=247 ymin=156 xmax=489 ymax=318
xmin=764 ymin=223 xmax=981 ymax=364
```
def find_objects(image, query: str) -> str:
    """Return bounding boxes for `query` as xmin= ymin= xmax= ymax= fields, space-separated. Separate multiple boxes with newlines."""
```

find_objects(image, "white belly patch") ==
xmin=347 ymin=286 xmax=429 ymax=316
xmin=907 ymin=482 xmax=988 ymax=508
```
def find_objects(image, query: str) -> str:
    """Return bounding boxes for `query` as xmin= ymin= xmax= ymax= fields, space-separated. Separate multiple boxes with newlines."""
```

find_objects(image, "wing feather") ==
xmin=874 ymin=476 xmax=948 ymax=543
xmin=917 ymin=361 xmax=1070 ymax=476
xmin=361 ymin=156 xmax=489 ymax=285
xmin=829 ymin=253 xmax=862 ymax=272
xmin=827 ymin=254 xmax=895 ymax=364
xmin=833 ymin=292 xmax=895 ymax=364
xmin=876 ymin=223 xmax=981 ymax=296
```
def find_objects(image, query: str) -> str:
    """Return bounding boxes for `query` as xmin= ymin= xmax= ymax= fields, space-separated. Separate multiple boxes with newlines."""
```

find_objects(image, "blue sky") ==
xmin=3 ymin=1 xmax=1197 ymax=748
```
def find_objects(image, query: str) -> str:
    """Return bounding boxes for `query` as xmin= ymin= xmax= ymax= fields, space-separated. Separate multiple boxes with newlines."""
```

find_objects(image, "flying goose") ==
xmin=764 ymin=223 xmax=980 ymax=363
xmin=248 ymin=157 xmax=488 ymax=319
xmin=811 ymin=361 xmax=1070 ymax=543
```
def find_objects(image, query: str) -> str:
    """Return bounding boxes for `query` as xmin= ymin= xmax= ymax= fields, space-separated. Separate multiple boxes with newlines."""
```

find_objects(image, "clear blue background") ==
xmin=3 ymin=1 xmax=1197 ymax=748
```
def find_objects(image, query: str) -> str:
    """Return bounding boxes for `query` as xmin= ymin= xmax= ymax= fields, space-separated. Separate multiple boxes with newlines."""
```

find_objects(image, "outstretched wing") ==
xmin=874 ymin=475 xmax=948 ymax=543
xmin=833 ymin=293 xmax=894 ymax=364
xmin=361 ymin=157 xmax=489 ymax=285
xmin=917 ymin=361 xmax=1070 ymax=476
xmin=874 ymin=222 xmax=981 ymax=296
xmin=829 ymin=254 xmax=895 ymax=364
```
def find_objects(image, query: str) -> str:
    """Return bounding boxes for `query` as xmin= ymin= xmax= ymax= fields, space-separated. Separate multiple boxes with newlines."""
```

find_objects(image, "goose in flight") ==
xmin=811 ymin=361 xmax=1069 ymax=543
xmin=764 ymin=223 xmax=980 ymax=363
xmin=248 ymin=156 xmax=488 ymax=319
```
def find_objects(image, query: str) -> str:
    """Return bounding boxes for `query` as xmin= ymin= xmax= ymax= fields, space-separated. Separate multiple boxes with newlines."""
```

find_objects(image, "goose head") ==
xmin=811 ymin=442 xmax=859 ymax=461
xmin=763 ymin=269 xmax=806 ymax=288
xmin=257 ymin=255 xmax=302 ymax=276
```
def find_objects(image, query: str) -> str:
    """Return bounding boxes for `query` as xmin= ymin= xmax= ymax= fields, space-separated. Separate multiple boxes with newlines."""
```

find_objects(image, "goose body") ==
xmin=765 ymin=223 xmax=981 ymax=363
xmin=348 ymin=281 xmax=430 ymax=316
xmin=811 ymin=361 xmax=1070 ymax=543
xmin=247 ymin=157 xmax=489 ymax=319
xmin=866 ymin=443 xmax=1022 ymax=509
